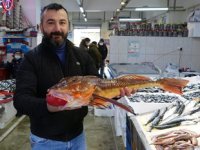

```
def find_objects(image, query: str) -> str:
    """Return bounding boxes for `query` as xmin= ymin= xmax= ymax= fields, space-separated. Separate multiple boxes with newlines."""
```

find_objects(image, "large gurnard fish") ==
xmin=46 ymin=75 xmax=188 ymax=114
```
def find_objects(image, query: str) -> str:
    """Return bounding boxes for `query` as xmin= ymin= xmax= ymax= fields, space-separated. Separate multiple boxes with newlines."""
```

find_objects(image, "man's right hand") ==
xmin=47 ymin=103 xmax=82 ymax=112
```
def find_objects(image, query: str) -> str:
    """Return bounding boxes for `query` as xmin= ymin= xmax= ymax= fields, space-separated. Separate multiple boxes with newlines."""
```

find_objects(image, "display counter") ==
xmin=127 ymin=112 xmax=200 ymax=150
xmin=114 ymin=76 xmax=200 ymax=150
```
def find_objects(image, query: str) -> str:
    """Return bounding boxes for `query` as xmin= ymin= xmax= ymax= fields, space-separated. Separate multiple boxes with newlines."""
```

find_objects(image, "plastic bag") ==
xmin=187 ymin=9 xmax=200 ymax=22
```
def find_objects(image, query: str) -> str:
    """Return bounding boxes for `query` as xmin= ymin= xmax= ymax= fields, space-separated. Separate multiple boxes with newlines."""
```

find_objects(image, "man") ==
xmin=79 ymin=37 xmax=90 ymax=51
xmin=14 ymin=3 xmax=131 ymax=150
xmin=9 ymin=50 xmax=23 ymax=78
xmin=98 ymin=38 xmax=108 ymax=78
xmin=88 ymin=41 xmax=102 ymax=70
xmin=14 ymin=3 xmax=98 ymax=150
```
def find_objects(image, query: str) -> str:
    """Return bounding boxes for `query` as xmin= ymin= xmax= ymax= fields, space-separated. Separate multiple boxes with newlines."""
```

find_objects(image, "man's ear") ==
xmin=40 ymin=24 xmax=43 ymax=33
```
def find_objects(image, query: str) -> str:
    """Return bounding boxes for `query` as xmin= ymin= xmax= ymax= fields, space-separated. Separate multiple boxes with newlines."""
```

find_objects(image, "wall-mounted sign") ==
xmin=127 ymin=40 xmax=140 ymax=56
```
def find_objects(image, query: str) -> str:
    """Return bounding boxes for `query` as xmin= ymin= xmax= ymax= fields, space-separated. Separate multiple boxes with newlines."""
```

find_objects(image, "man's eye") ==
xmin=47 ymin=22 xmax=54 ymax=24
xmin=60 ymin=22 xmax=66 ymax=25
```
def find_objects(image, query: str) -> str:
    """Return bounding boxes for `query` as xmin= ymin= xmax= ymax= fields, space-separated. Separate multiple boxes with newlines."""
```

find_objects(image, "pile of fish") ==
xmin=136 ymin=87 xmax=165 ymax=93
xmin=0 ymin=79 xmax=16 ymax=92
xmin=129 ymin=93 xmax=179 ymax=103
xmin=144 ymin=99 xmax=200 ymax=131
xmin=151 ymin=129 xmax=200 ymax=149
xmin=183 ymin=90 xmax=200 ymax=101
xmin=183 ymin=83 xmax=200 ymax=93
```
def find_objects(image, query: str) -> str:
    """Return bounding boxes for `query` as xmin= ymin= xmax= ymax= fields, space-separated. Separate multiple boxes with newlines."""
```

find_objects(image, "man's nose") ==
xmin=54 ymin=23 xmax=61 ymax=32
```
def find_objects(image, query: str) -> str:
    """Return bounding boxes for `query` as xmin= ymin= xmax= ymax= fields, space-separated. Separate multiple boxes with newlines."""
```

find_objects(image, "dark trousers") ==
xmin=100 ymin=59 xmax=105 ymax=78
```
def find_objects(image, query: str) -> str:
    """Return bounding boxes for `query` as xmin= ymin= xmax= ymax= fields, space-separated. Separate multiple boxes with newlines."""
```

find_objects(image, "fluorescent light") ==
xmin=119 ymin=18 xmax=142 ymax=22
xmin=135 ymin=7 xmax=169 ymax=11
xmin=83 ymin=13 xmax=86 ymax=17
xmin=84 ymin=18 xmax=87 ymax=22
xmin=117 ymin=9 xmax=120 ymax=12
xmin=121 ymin=1 xmax=125 ymax=5
xmin=79 ymin=7 xmax=84 ymax=13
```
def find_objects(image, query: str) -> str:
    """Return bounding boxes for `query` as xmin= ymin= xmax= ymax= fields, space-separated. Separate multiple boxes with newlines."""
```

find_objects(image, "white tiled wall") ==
xmin=109 ymin=36 xmax=200 ymax=72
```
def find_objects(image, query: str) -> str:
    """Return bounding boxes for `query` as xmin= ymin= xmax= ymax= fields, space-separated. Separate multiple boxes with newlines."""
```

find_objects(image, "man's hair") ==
xmin=91 ymin=41 xmax=97 ymax=45
xmin=40 ymin=3 xmax=68 ymax=23
xmin=85 ymin=38 xmax=90 ymax=42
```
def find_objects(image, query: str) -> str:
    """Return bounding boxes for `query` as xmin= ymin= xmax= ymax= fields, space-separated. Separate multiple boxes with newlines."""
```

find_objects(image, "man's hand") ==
xmin=120 ymin=87 xmax=135 ymax=97
xmin=47 ymin=103 xmax=82 ymax=112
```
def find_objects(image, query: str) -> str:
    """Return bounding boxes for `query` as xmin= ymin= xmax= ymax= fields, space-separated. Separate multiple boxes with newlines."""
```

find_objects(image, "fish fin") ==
xmin=90 ymin=98 xmax=110 ymax=108
xmin=92 ymin=94 xmax=136 ymax=114
xmin=159 ymin=78 xmax=189 ymax=94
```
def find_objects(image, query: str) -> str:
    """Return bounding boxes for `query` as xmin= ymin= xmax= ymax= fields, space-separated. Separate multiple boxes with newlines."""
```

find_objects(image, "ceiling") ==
xmin=40 ymin=0 xmax=200 ymax=22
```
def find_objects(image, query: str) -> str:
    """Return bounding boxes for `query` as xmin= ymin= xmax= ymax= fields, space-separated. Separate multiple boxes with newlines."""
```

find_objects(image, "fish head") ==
xmin=46 ymin=76 xmax=97 ymax=107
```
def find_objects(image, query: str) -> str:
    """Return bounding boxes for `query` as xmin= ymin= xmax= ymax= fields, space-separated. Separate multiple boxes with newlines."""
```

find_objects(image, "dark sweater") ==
xmin=14 ymin=38 xmax=98 ymax=141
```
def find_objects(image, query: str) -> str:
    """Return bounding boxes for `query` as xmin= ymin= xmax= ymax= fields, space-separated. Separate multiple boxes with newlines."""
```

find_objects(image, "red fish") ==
xmin=46 ymin=75 xmax=188 ymax=114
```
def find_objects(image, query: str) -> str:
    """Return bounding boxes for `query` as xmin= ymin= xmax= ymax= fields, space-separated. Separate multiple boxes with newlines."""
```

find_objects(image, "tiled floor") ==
xmin=0 ymin=110 xmax=125 ymax=150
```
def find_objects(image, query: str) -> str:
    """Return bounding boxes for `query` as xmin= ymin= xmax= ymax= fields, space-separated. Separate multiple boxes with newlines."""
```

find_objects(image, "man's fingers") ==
xmin=124 ymin=87 xmax=132 ymax=96
xmin=120 ymin=88 xmax=125 ymax=97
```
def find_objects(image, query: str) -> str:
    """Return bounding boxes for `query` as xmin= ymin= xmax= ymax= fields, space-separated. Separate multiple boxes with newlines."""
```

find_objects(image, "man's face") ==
xmin=40 ymin=9 xmax=69 ymax=46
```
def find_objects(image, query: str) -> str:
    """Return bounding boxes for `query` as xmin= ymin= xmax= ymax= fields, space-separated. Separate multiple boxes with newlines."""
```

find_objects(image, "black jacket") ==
xmin=14 ymin=38 xmax=98 ymax=141
xmin=98 ymin=44 xmax=108 ymax=60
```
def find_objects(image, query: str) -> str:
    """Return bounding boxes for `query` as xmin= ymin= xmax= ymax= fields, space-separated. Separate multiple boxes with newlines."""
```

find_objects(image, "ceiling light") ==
xmin=83 ymin=13 xmax=86 ymax=17
xmin=117 ymin=9 xmax=120 ymax=12
xmin=121 ymin=1 xmax=125 ymax=5
xmin=84 ymin=18 xmax=87 ymax=22
xmin=135 ymin=7 xmax=169 ymax=11
xmin=79 ymin=7 xmax=84 ymax=13
xmin=119 ymin=18 xmax=142 ymax=22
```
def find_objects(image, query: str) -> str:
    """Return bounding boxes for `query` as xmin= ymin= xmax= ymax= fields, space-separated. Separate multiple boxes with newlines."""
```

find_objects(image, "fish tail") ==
xmin=158 ymin=78 xmax=188 ymax=94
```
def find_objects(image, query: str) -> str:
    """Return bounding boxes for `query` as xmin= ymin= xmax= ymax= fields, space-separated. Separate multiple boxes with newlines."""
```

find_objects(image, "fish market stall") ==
xmin=0 ymin=79 xmax=16 ymax=129
xmin=122 ymin=76 xmax=200 ymax=150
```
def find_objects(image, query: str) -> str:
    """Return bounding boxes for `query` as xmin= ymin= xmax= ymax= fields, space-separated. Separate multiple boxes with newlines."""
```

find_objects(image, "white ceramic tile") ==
xmin=145 ymin=37 xmax=156 ymax=55
xmin=181 ymin=38 xmax=192 ymax=55
xmin=137 ymin=54 xmax=146 ymax=63
xmin=162 ymin=37 xmax=174 ymax=54
xmin=191 ymin=38 xmax=200 ymax=55
xmin=154 ymin=37 xmax=164 ymax=55
xmin=109 ymin=54 xmax=119 ymax=63
xmin=138 ymin=37 xmax=146 ymax=55
xmin=119 ymin=54 xmax=129 ymax=63
xmin=164 ymin=54 xmax=180 ymax=67
xmin=181 ymin=55 xmax=193 ymax=69
xmin=191 ymin=55 xmax=200 ymax=72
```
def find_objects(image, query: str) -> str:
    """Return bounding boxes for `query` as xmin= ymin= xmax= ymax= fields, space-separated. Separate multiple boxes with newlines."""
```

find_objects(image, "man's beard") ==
xmin=43 ymin=31 xmax=68 ymax=47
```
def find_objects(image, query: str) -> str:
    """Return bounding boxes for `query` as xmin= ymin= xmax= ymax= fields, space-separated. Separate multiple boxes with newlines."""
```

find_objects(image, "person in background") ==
xmin=88 ymin=41 xmax=102 ymax=70
xmin=9 ymin=50 xmax=23 ymax=79
xmin=98 ymin=38 xmax=108 ymax=78
xmin=79 ymin=37 xmax=90 ymax=51
xmin=14 ymin=3 xmax=132 ymax=150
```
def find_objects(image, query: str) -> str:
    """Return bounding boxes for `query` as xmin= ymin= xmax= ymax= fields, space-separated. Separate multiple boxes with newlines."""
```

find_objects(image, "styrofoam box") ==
xmin=0 ymin=100 xmax=17 ymax=129
xmin=94 ymin=105 xmax=114 ymax=117
xmin=188 ymin=22 xmax=200 ymax=37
